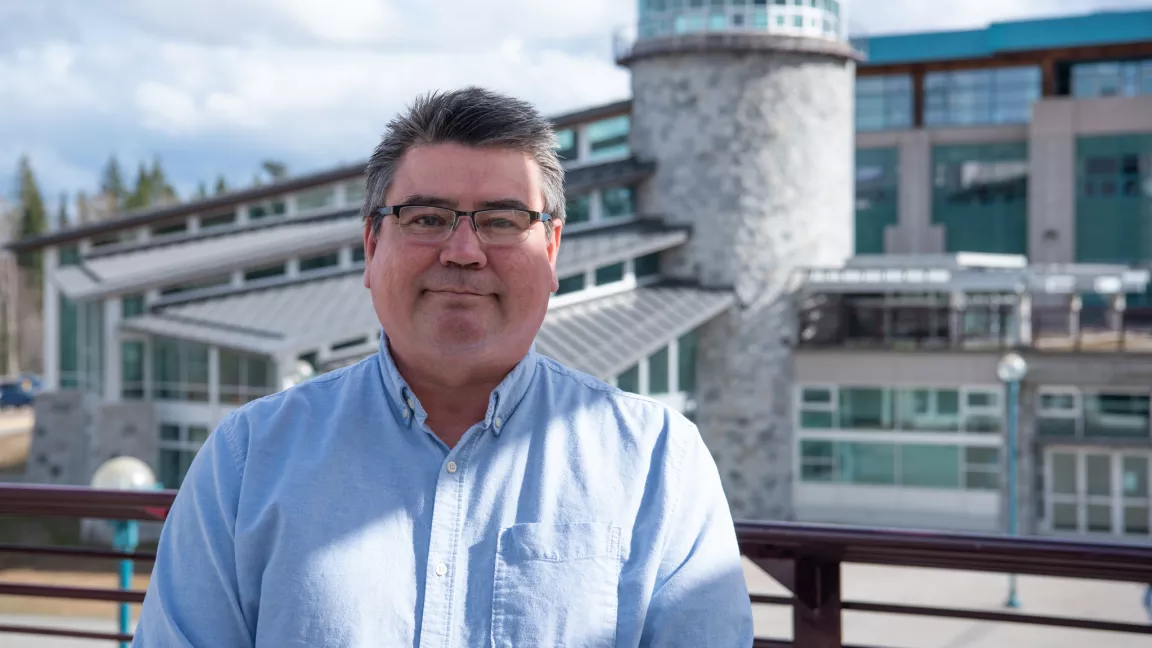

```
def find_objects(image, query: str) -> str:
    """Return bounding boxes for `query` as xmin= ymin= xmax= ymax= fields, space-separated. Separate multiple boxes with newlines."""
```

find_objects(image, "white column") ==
xmin=208 ymin=346 xmax=220 ymax=407
xmin=577 ymin=124 xmax=592 ymax=164
xmin=103 ymin=298 xmax=121 ymax=402
xmin=1017 ymin=293 xmax=1033 ymax=347
xmin=42 ymin=248 xmax=60 ymax=389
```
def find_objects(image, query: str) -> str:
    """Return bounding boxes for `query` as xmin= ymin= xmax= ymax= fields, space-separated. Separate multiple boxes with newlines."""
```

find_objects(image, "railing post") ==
xmin=793 ymin=557 xmax=842 ymax=648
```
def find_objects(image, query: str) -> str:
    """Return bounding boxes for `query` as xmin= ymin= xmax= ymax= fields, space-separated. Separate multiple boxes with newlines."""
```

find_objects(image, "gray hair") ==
xmin=361 ymin=86 xmax=566 ymax=238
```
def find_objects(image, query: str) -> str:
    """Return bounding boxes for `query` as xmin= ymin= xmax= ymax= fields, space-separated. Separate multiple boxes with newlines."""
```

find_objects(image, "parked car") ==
xmin=0 ymin=375 xmax=39 ymax=409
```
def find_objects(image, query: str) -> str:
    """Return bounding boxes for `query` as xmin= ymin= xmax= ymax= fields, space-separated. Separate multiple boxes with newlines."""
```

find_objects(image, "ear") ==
xmin=546 ymin=221 xmax=563 ymax=292
xmin=362 ymin=220 xmax=377 ymax=289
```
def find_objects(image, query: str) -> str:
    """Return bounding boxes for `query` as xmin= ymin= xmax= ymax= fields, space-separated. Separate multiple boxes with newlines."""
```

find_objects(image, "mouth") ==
xmin=427 ymin=288 xmax=490 ymax=298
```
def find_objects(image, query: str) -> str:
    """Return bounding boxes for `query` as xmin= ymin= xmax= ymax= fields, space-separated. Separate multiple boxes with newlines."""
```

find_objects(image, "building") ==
xmin=7 ymin=5 xmax=1152 ymax=545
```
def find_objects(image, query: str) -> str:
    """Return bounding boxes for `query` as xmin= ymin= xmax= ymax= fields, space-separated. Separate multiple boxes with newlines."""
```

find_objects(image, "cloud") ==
xmin=0 ymin=0 xmax=1149 ymax=210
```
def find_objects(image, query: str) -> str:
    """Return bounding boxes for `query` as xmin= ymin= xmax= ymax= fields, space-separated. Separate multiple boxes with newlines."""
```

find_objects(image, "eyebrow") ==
xmin=396 ymin=195 xmax=535 ymax=212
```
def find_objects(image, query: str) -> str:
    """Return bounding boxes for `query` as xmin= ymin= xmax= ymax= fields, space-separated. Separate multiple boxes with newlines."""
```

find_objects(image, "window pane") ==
xmin=249 ymin=204 xmax=268 ymax=220
xmin=800 ymin=440 xmax=834 ymax=482
xmin=648 ymin=347 xmax=670 ymax=394
xmin=247 ymin=357 xmax=269 ymax=390
xmin=586 ymin=115 xmax=630 ymax=160
xmin=965 ymin=470 xmax=1000 ymax=490
xmin=219 ymin=350 xmax=240 ymax=387
xmin=59 ymin=244 xmax=81 ymax=267
xmin=895 ymin=388 xmax=959 ymax=432
xmin=1087 ymin=503 xmax=1112 ymax=533
xmin=121 ymin=341 xmax=144 ymax=400
xmin=1083 ymin=393 xmax=1150 ymax=439
xmin=1053 ymin=502 xmax=1079 ymax=531
xmin=352 ymin=245 xmax=365 ymax=263
xmin=677 ymin=330 xmax=698 ymax=393
xmin=634 ymin=252 xmax=660 ymax=278
xmin=344 ymin=181 xmax=367 ymax=204
xmin=1037 ymin=417 xmax=1077 ymax=437
xmin=802 ymin=388 xmax=833 ymax=405
xmin=900 ymin=444 xmax=961 ymax=488
xmin=200 ymin=211 xmax=236 ymax=229
xmin=244 ymin=263 xmax=286 ymax=282
xmin=300 ymin=252 xmax=340 ymax=272
xmin=836 ymin=442 xmax=896 ymax=485
xmin=295 ymin=186 xmax=336 ymax=211
xmin=185 ymin=343 xmax=209 ymax=402
xmin=965 ymin=413 xmax=1002 ymax=433
xmin=601 ymin=186 xmax=635 ymax=219
xmin=566 ymin=194 xmax=591 ymax=225
xmin=1122 ymin=455 xmax=1149 ymax=497
xmin=965 ymin=446 xmax=999 ymax=467
xmin=556 ymin=274 xmax=586 ymax=295
xmin=800 ymin=411 xmax=834 ymax=428
xmin=1086 ymin=454 xmax=1112 ymax=496
xmin=188 ymin=426 xmax=210 ymax=445
xmin=159 ymin=448 xmax=182 ymax=489
xmin=617 ymin=364 xmax=640 ymax=393
xmin=967 ymin=391 xmax=997 ymax=408
xmin=159 ymin=423 xmax=181 ymax=442
xmin=839 ymin=388 xmax=891 ymax=429
xmin=1053 ymin=453 xmax=1078 ymax=495
xmin=595 ymin=262 xmax=625 ymax=285
xmin=121 ymin=294 xmax=146 ymax=319
xmin=1124 ymin=505 xmax=1149 ymax=535
xmin=556 ymin=128 xmax=578 ymax=162
xmin=1040 ymin=392 xmax=1077 ymax=411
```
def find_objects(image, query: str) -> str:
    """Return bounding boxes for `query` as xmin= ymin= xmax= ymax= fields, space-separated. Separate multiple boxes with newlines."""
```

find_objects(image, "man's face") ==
xmin=363 ymin=142 xmax=562 ymax=371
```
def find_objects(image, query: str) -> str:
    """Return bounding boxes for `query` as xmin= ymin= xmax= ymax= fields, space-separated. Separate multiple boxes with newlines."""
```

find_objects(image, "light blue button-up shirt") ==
xmin=134 ymin=336 xmax=753 ymax=647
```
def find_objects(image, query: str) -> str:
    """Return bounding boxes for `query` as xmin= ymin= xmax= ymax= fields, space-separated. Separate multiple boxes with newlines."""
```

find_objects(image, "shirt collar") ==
xmin=375 ymin=329 xmax=539 ymax=437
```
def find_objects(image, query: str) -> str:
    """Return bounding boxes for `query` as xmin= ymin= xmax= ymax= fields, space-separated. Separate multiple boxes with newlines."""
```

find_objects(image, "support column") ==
xmin=103 ymin=299 xmax=122 ymax=402
xmin=1017 ymin=293 xmax=1033 ymax=347
xmin=793 ymin=557 xmax=843 ymax=648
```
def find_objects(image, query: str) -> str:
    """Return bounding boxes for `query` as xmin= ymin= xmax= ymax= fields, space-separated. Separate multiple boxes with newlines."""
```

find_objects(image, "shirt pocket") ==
xmin=491 ymin=521 xmax=623 ymax=648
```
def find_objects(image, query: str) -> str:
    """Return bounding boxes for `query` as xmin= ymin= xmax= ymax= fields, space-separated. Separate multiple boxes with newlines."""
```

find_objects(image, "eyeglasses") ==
xmin=377 ymin=204 xmax=553 ymax=246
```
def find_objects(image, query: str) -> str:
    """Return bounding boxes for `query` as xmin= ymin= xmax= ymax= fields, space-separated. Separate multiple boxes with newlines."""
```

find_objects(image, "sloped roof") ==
xmin=556 ymin=221 xmax=688 ymax=277
xmin=121 ymin=271 xmax=733 ymax=380
xmin=55 ymin=215 xmax=362 ymax=299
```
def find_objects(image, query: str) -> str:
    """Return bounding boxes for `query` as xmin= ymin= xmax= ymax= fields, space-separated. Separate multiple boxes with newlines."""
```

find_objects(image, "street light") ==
xmin=996 ymin=351 xmax=1028 ymax=610
xmin=91 ymin=457 xmax=158 ymax=648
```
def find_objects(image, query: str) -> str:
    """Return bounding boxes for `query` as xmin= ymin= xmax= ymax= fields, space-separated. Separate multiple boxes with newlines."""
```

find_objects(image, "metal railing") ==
xmin=2 ymin=484 xmax=1152 ymax=646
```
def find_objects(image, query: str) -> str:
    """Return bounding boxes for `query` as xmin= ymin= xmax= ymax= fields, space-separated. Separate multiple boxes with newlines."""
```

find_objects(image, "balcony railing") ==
xmin=799 ymin=303 xmax=1152 ymax=353
xmin=2 ymin=484 xmax=1151 ymax=646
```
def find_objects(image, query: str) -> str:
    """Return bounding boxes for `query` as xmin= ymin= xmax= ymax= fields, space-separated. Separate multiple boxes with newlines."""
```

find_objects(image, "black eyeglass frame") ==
xmin=375 ymin=204 xmax=554 ymax=238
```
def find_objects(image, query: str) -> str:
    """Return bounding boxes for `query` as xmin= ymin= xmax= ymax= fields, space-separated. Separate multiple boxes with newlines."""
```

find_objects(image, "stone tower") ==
xmin=621 ymin=2 xmax=858 ymax=520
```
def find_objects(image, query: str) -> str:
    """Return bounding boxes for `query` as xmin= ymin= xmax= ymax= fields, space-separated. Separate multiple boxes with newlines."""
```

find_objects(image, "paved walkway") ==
xmin=2 ymin=560 xmax=1149 ymax=646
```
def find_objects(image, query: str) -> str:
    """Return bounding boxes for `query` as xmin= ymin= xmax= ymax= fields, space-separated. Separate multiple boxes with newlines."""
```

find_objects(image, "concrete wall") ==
xmin=630 ymin=44 xmax=855 ymax=520
xmin=795 ymin=349 xmax=1003 ymax=385
xmin=1029 ymin=95 xmax=1152 ymax=264
xmin=857 ymin=125 xmax=1028 ymax=255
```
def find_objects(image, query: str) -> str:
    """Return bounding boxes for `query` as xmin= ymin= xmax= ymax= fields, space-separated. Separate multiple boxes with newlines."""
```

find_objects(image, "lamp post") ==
xmin=996 ymin=351 xmax=1028 ymax=610
xmin=91 ymin=456 xmax=158 ymax=648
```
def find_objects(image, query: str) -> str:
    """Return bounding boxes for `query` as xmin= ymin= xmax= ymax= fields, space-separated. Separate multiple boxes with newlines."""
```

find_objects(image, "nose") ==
xmin=439 ymin=215 xmax=487 ymax=268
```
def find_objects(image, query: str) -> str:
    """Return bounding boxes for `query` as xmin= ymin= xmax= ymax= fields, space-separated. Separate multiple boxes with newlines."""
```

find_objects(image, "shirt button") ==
xmin=407 ymin=397 xmax=415 ymax=409
xmin=494 ymin=417 xmax=503 ymax=429
xmin=402 ymin=409 xmax=410 ymax=419
xmin=446 ymin=461 xmax=458 ymax=474
xmin=435 ymin=563 xmax=448 ymax=577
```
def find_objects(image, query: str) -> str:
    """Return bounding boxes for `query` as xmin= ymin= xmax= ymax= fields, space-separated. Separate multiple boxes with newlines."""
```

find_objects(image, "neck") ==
xmin=389 ymin=345 xmax=517 ymax=448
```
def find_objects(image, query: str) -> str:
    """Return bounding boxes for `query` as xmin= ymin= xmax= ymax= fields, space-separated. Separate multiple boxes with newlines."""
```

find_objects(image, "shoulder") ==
xmin=534 ymin=354 xmax=704 ymax=463
xmin=212 ymin=355 xmax=382 ymax=470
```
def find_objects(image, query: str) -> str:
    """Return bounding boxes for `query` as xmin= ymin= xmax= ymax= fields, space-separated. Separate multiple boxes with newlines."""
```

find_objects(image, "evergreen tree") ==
xmin=195 ymin=181 xmax=208 ymax=200
xmin=100 ymin=155 xmax=127 ymax=209
xmin=57 ymin=191 xmax=68 ymax=229
xmin=148 ymin=156 xmax=178 ymax=205
xmin=124 ymin=162 xmax=152 ymax=211
xmin=261 ymin=160 xmax=289 ymax=183
xmin=15 ymin=155 xmax=47 ymax=274
xmin=214 ymin=175 xmax=228 ymax=196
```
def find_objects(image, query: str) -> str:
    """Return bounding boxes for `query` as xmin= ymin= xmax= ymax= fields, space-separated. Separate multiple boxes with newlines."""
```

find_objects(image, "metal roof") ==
xmin=556 ymin=221 xmax=688 ymax=277
xmin=536 ymin=284 xmax=734 ymax=379
xmin=55 ymin=215 xmax=363 ymax=300
xmin=122 ymin=271 xmax=733 ymax=380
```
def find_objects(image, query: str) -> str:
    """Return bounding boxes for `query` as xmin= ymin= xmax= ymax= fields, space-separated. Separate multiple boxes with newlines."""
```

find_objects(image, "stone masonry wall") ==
xmin=630 ymin=48 xmax=855 ymax=520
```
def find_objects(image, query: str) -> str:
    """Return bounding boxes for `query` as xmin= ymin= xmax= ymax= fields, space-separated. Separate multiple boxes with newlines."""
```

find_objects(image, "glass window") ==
xmin=200 ymin=211 xmax=236 ymax=229
xmin=1084 ymin=393 xmax=1150 ymax=439
xmin=59 ymin=244 xmax=81 ymax=267
xmin=344 ymin=180 xmax=367 ymax=205
xmin=352 ymin=245 xmax=365 ymax=263
xmin=587 ymin=115 xmax=630 ymax=160
xmin=617 ymin=364 xmax=640 ymax=393
xmin=836 ymin=442 xmax=896 ymax=485
xmin=300 ymin=252 xmax=340 ymax=272
xmin=900 ymin=444 xmax=960 ymax=488
xmin=566 ymin=194 xmax=591 ymax=225
xmin=244 ymin=263 xmax=286 ymax=282
xmin=634 ymin=252 xmax=661 ymax=278
xmin=601 ymin=186 xmax=635 ymax=219
xmin=1123 ymin=455 xmax=1149 ymax=498
xmin=800 ymin=440 xmax=835 ymax=482
xmin=152 ymin=337 xmax=209 ymax=402
xmin=1072 ymin=59 xmax=1152 ymax=98
xmin=160 ymin=275 xmax=231 ymax=297
xmin=556 ymin=274 xmax=586 ymax=295
xmin=556 ymin=128 xmax=579 ymax=162
xmin=855 ymin=75 xmax=912 ymax=132
xmin=964 ymin=447 xmax=1001 ymax=490
xmin=158 ymin=423 xmax=209 ymax=489
xmin=220 ymin=348 xmax=274 ymax=405
xmin=924 ymin=66 xmax=1040 ymax=127
xmin=121 ymin=294 xmax=145 ymax=319
xmin=248 ymin=204 xmax=269 ymax=220
xmin=895 ymin=388 xmax=960 ymax=432
xmin=839 ymin=387 xmax=892 ymax=430
xmin=121 ymin=340 xmax=145 ymax=400
xmin=152 ymin=220 xmax=188 ymax=237
xmin=595 ymin=262 xmax=625 ymax=285
xmin=678 ymin=330 xmax=698 ymax=393
xmin=1052 ymin=453 xmax=1078 ymax=495
xmin=648 ymin=346 xmax=670 ymax=394
xmin=855 ymin=147 xmax=899 ymax=254
xmin=296 ymin=186 xmax=336 ymax=211
xmin=932 ymin=142 xmax=1029 ymax=255
xmin=1074 ymin=133 xmax=1152 ymax=265
xmin=272 ymin=200 xmax=287 ymax=216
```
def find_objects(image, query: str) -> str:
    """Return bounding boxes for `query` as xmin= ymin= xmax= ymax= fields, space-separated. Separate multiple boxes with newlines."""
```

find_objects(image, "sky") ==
xmin=1 ymin=0 xmax=1149 ymax=221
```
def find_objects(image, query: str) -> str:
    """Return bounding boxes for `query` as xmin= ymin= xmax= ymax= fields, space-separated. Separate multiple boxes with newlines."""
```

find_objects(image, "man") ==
xmin=133 ymin=87 xmax=754 ymax=647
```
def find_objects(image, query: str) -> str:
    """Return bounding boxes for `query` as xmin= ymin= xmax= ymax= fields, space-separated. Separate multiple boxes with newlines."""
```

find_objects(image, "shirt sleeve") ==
xmin=639 ymin=422 xmax=755 ymax=648
xmin=132 ymin=415 xmax=254 ymax=647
